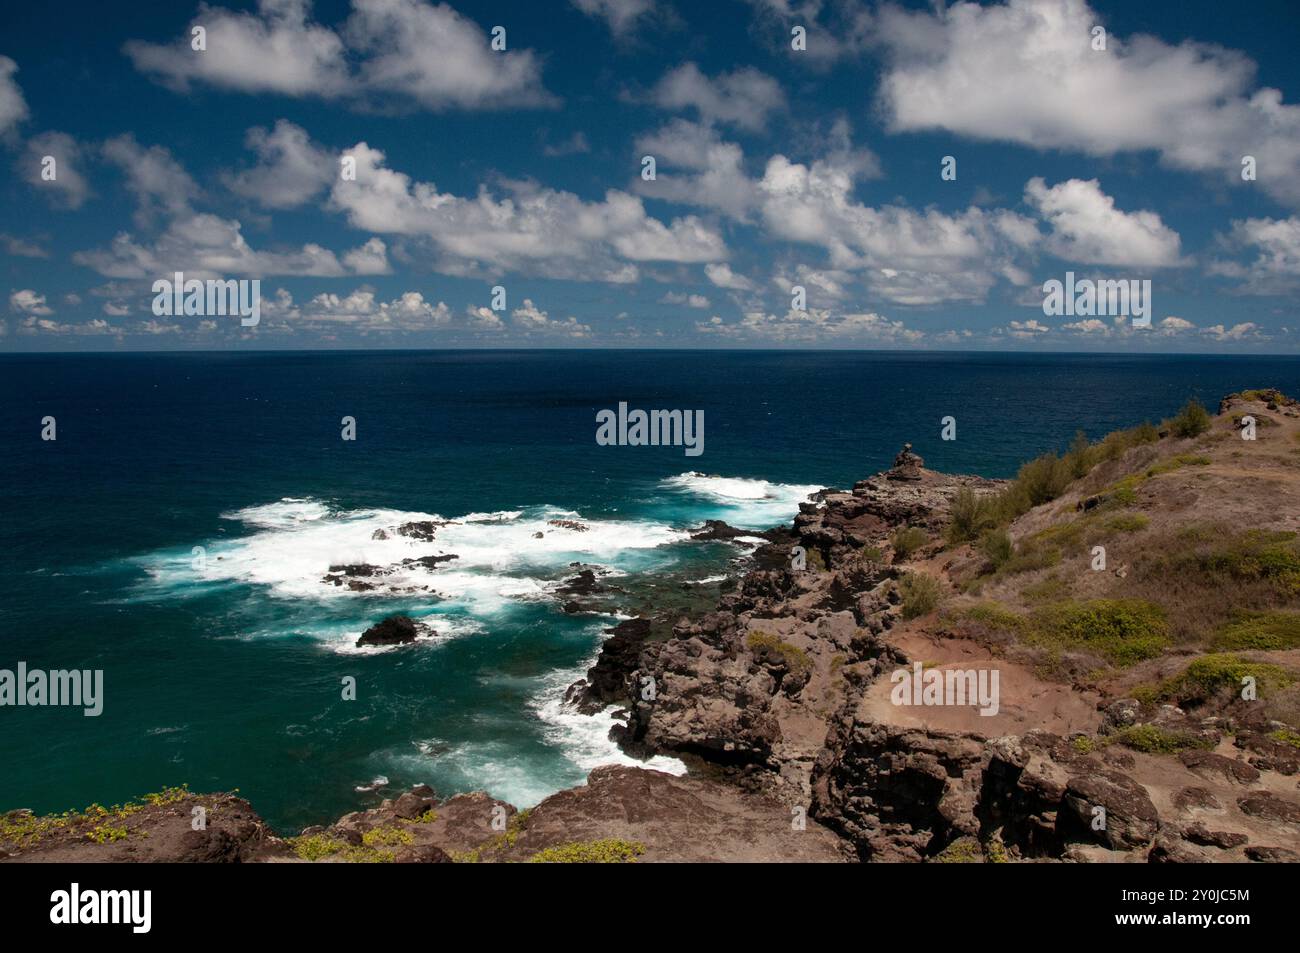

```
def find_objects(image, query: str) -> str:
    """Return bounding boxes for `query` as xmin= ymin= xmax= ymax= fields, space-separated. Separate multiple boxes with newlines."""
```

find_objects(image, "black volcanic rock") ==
xmin=401 ymin=554 xmax=459 ymax=570
xmin=566 ymin=617 xmax=654 ymax=715
xmin=556 ymin=569 xmax=603 ymax=597
xmin=327 ymin=563 xmax=385 ymax=576
xmin=357 ymin=615 xmax=431 ymax=648
xmin=689 ymin=520 xmax=756 ymax=541
xmin=396 ymin=520 xmax=450 ymax=541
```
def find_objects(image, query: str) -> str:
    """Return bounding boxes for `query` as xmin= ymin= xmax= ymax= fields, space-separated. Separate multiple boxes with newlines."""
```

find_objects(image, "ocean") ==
xmin=1 ymin=349 xmax=1298 ymax=832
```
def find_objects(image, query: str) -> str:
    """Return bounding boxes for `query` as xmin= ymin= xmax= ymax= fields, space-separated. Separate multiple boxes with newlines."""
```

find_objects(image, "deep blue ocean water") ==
xmin=2 ymin=349 xmax=1298 ymax=831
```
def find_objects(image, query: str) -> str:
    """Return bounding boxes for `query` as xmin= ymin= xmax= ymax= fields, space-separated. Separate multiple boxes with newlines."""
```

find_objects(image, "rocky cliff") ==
xmin=6 ymin=391 xmax=1300 ymax=863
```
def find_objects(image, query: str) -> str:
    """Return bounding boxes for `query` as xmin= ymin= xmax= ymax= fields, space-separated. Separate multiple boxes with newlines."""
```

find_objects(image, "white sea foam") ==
xmin=529 ymin=644 xmax=686 ymax=783
xmin=224 ymin=497 xmax=331 ymax=529
xmin=661 ymin=472 xmax=820 ymax=527
xmin=327 ymin=614 xmax=484 ymax=656
xmin=129 ymin=476 xmax=813 ymax=805
xmin=140 ymin=499 xmax=689 ymax=612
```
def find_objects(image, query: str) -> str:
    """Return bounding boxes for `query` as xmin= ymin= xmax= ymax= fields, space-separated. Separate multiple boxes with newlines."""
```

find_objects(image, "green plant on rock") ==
xmin=891 ymin=526 xmax=930 ymax=561
xmin=1152 ymin=653 xmax=1295 ymax=705
xmin=1109 ymin=724 xmax=1213 ymax=754
xmin=1268 ymin=728 xmax=1300 ymax=749
xmin=746 ymin=631 xmax=812 ymax=675
xmin=361 ymin=825 xmax=413 ymax=848
xmin=932 ymin=838 xmax=982 ymax=863
xmin=87 ymin=824 xmax=129 ymax=844
xmin=529 ymin=839 xmax=645 ymax=863
xmin=289 ymin=833 xmax=347 ymax=862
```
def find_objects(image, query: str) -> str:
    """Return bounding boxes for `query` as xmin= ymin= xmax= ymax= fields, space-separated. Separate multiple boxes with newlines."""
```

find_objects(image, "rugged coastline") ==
xmin=5 ymin=390 xmax=1300 ymax=863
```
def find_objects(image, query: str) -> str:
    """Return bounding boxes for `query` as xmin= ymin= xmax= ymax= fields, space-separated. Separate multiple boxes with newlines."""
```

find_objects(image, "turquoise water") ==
xmin=1 ymin=350 xmax=1297 ymax=831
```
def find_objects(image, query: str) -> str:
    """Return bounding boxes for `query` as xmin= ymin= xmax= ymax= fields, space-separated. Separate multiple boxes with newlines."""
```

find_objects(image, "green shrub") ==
xmin=289 ymin=831 xmax=401 ymax=863
xmin=900 ymin=572 xmax=942 ymax=619
xmin=1212 ymin=612 xmax=1300 ymax=651
xmin=87 ymin=824 xmax=129 ymax=844
xmin=963 ymin=599 xmax=1169 ymax=667
xmin=1066 ymin=430 xmax=1092 ymax=478
xmin=944 ymin=419 xmax=1162 ymax=546
xmin=1240 ymin=388 xmax=1294 ymax=405
xmin=981 ymin=529 xmax=1013 ymax=569
xmin=961 ymin=601 xmax=1030 ymax=633
xmin=1093 ymin=422 xmax=1159 ymax=463
xmin=1270 ymin=728 xmax=1300 ymax=749
xmin=362 ymin=826 xmax=413 ymax=848
xmin=746 ymin=631 xmax=812 ymax=674
xmin=891 ymin=526 xmax=930 ymax=561
xmin=1015 ymin=452 xmax=1074 ymax=507
xmin=1109 ymin=724 xmax=1213 ymax=754
xmin=932 ymin=838 xmax=982 ymax=864
xmin=290 ymin=833 xmax=347 ymax=862
xmin=1029 ymin=600 xmax=1170 ymax=666
xmin=529 ymin=839 xmax=645 ymax=863
xmin=1197 ymin=530 xmax=1300 ymax=594
xmin=1170 ymin=398 xmax=1212 ymax=438
xmin=1154 ymin=653 xmax=1295 ymax=704
xmin=947 ymin=487 xmax=997 ymax=543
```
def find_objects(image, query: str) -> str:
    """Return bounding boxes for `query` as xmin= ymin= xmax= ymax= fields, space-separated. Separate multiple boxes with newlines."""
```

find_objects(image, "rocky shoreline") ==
xmin=5 ymin=392 xmax=1300 ymax=862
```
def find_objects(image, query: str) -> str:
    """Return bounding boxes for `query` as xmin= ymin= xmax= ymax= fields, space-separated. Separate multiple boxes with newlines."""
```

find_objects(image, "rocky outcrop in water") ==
xmin=356 ymin=615 xmax=432 ymax=647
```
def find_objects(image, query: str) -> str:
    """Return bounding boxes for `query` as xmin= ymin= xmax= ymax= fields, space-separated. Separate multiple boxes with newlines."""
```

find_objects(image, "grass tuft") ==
xmin=900 ymin=572 xmax=942 ymax=619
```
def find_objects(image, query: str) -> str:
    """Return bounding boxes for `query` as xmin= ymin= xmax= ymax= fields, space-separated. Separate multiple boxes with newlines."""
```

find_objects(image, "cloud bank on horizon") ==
xmin=2 ymin=0 xmax=1300 ymax=351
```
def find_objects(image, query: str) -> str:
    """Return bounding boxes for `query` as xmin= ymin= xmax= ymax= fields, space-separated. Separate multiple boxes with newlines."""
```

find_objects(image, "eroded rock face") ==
xmin=1 ymin=794 xmax=280 ymax=863
xmin=811 ymin=725 xmax=1164 ymax=860
xmin=490 ymin=765 xmax=847 ymax=863
xmin=623 ymin=618 xmax=784 ymax=767
xmin=1237 ymin=791 xmax=1300 ymax=824
xmin=590 ymin=457 xmax=1001 ymax=812
xmin=566 ymin=617 xmax=654 ymax=715
xmin=1235 ymin=731 xmax=1300 ymax=776
xmin=1179 ymin=750 xmax=1261 ymax=785
xmin=1062 ymin=770 xmax=1160 ymax=850
xmin=811 ymin=722 xmax=987 ymax=861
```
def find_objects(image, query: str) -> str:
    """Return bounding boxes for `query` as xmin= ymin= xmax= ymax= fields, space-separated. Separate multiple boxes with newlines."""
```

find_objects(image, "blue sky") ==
xmin=3 ymin=0 xmax=1300 ymax=351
